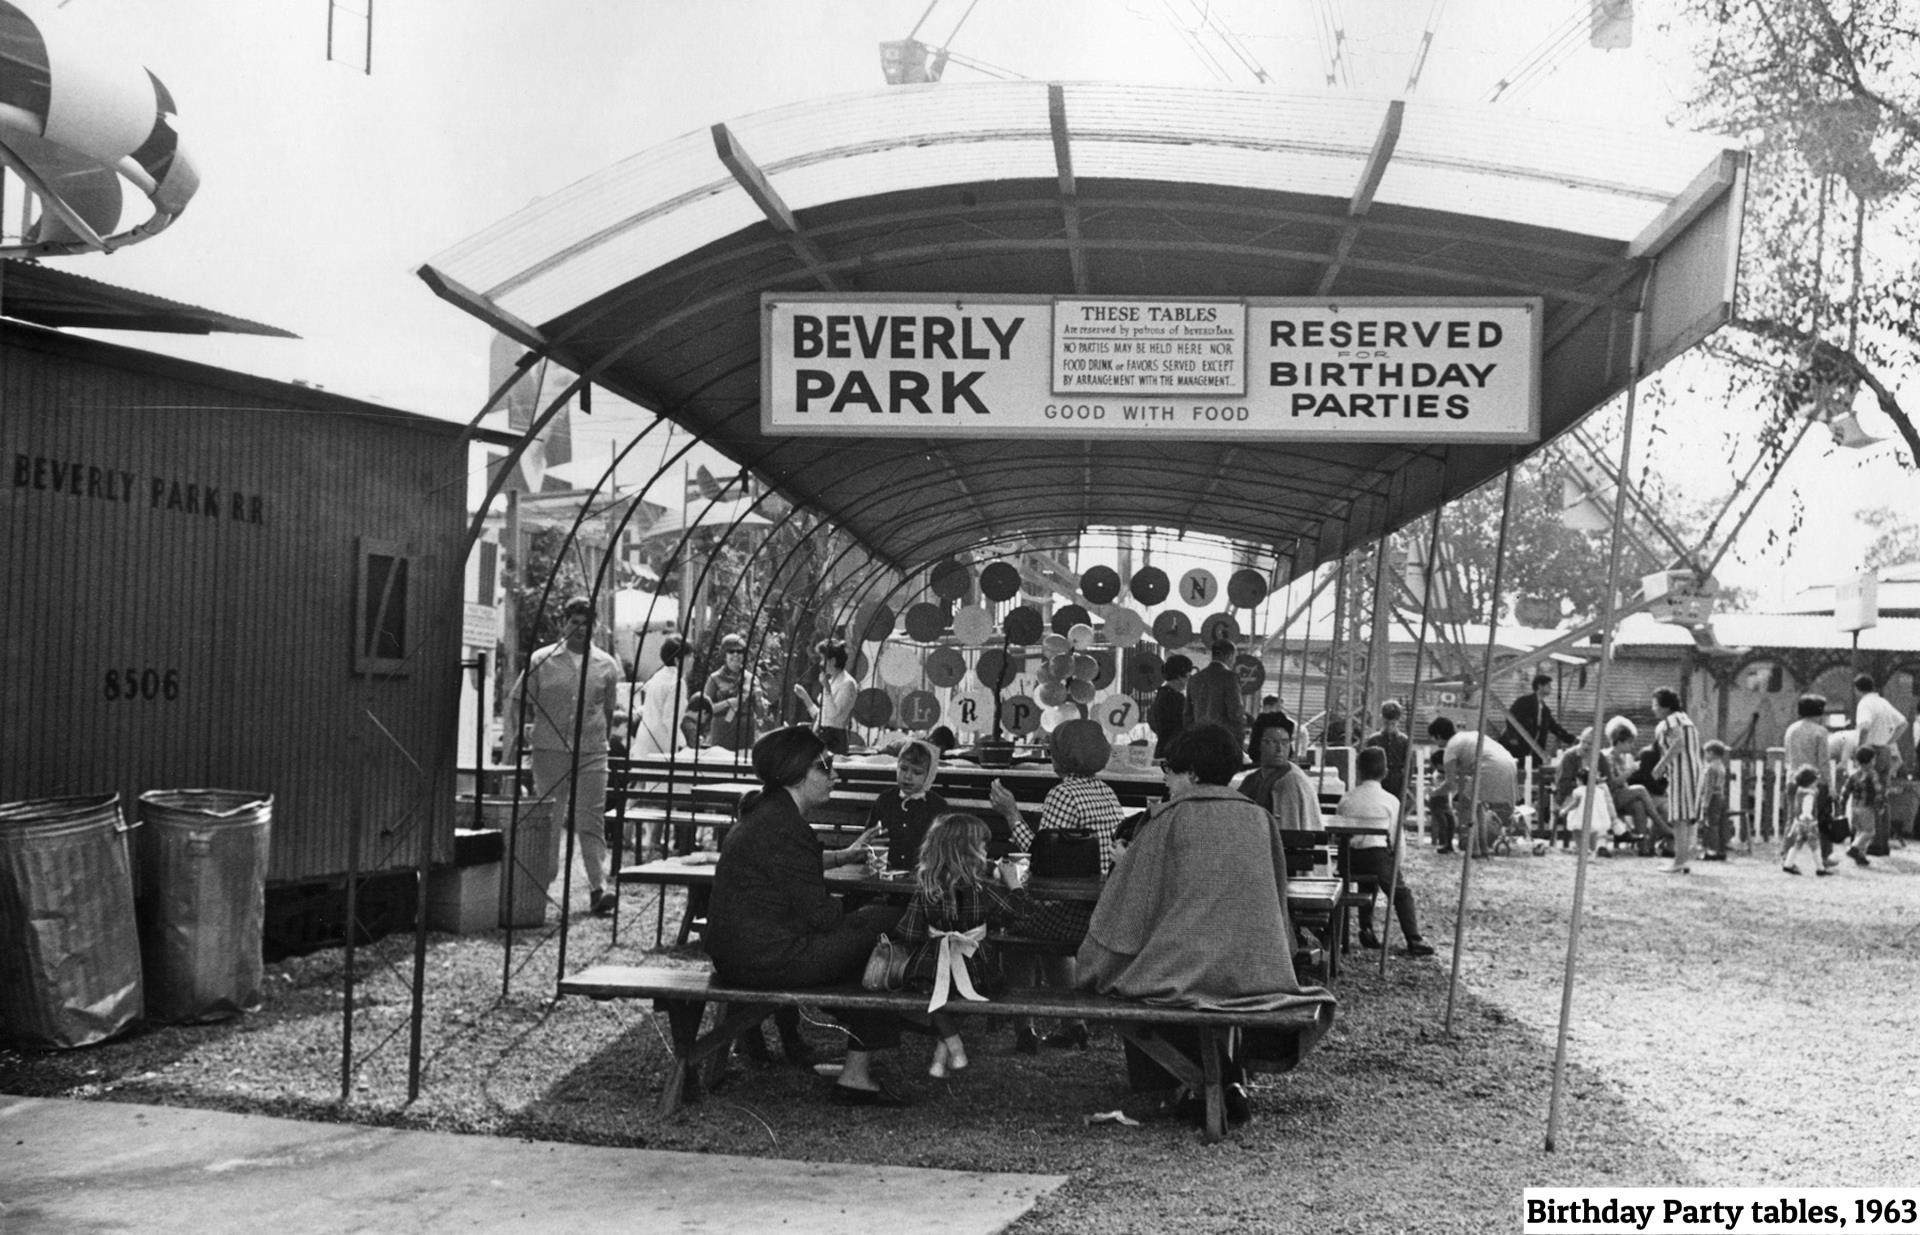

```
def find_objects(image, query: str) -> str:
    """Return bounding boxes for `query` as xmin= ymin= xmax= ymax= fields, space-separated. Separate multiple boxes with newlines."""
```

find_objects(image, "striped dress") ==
xmin=1655 ymin=710 xmax=1705 ymax=823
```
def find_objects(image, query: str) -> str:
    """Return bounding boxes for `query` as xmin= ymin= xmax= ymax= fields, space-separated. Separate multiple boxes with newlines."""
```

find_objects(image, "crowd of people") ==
xmin=501 ymin=598 xmax=1909 ymax=1125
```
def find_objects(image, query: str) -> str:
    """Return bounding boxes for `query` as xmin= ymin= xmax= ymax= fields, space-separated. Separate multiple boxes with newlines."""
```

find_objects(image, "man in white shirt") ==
xmin=1336 ymin=747 xmax=1436 ymax=956
xmin=1427 ymin=715 xmax=1517 ymax=858
xmin=1853 ymin=673 xmax=1907 ymax=777
xmin=793 ymin=640 xmax=858 ymax=754
xmin=504 ymin=596 xmax=623 ymax=916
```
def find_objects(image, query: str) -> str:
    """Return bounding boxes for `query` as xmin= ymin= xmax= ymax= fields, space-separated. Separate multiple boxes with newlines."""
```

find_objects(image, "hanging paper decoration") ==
xmin=1088 ymin=649 xmax=1117 ymax=690
xmin=1041 ymin=632 xmax=1071 ymax=657
xmin=853 ymin=687 xmax=895 ymax=727
xmin=1079 ymin=565 xmax=1120 ymax=604
xmin=1126 ymin=649 xmax=1164 ymax=693
xmin=928 ymin=558 xmax=972 ymax=601
xmin=979 ymin=560 xmax=1022 ymax=602
xmin=876 ymin=642 xmax=922 ymax=687
xmin=1227 ymin=569 xmax=1269 ymax=609
xmin=1100 ymin=605 xmax=1146 ymax=646
xmin=851 ymin=601 xmax=895 ymax=642
xmin=1178 ymin=568 xmax=1219 ymax=608
xmin=951 ymin=605 xmax=994 ymax=645
xmin=999 ymin=694 xmax=1041 ymax=735
xmin=949 ymin=686 xmax=994 ymax=732
xmin=1129 ymin=566 xmax=1170 ymax=605
xmin=1097 ymin=693 xmax=1140 ymax=735
xmin=1200 ymin=611 xmax=1240 ymax=645
xmin=898 ymin=689 xmax=942 ymax=729
xmin=924 ymin=646 xmax=967 ymax=687
xmin=1052 ymin=603 xmax=1092 ymax=635
xmin=1002 ymin=605 xmax=1043 ymax=644
xmin=903 ymin=602 xmax=950 ymax=642
xmin=1152 ymin=609 xmax=1193 ymax=649
xmin=1067 ymin=623 xmax=1096 ymax=651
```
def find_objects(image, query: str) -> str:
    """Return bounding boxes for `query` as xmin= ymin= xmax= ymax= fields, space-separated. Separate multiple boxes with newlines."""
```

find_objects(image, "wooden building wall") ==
xmin=1 ymin=323 xmax=462 ymax=883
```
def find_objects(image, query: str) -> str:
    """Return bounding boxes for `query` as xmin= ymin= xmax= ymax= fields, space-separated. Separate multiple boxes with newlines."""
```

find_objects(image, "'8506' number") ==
xmin=104 ymin=668 xmax=179 ymax=701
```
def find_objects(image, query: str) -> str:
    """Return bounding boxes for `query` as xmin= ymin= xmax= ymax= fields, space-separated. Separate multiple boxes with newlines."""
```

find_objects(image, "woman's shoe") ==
xmin=928 ymin=1040 xmax=950 ymax=1079
xmin=1357 ymin=929 xmax=1382 ymax=950
xmin=943 ymin=1036 xmax=968 ymax=1073
xmin=1014 ymin=1025 xmax=1039 ymax=1055
xmin=1658 ymin=862 xmax=1690 ymax=875
xmin=1043 ymin=1023 xmax=1090 ymax=1050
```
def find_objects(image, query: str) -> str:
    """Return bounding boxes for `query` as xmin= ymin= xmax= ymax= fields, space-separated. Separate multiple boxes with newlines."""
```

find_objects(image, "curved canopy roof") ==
xmin=421 ymin=82 xmax=1745 ymax=581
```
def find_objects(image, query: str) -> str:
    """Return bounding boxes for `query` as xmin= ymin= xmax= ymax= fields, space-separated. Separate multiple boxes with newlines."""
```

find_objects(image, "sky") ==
xmin=25 ymin=0 xmax=1916 ymax=608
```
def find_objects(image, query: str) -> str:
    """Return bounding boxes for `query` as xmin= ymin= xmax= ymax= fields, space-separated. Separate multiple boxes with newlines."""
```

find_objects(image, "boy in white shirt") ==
xmin=1335 ymin=746 xmax=1436 ymax=957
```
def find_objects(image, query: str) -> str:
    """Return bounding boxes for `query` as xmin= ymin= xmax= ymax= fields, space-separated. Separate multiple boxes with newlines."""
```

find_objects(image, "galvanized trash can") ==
xmin=135 ymin=790 xmax=272 ymax=1023
xmin=456 ymin=795 xmax=557 ymax=928
xmin=0 ymin=794 xmax=145 ymax=1049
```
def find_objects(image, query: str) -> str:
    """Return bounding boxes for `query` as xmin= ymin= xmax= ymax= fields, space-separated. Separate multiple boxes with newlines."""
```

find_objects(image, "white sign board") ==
xmin=761 ymin=295 xmax=1541 ymax=442
xmin=1835 ymin=571 xmax=1879 ymax=634
xmin=463 ymin=602 xmax=501 ymax=651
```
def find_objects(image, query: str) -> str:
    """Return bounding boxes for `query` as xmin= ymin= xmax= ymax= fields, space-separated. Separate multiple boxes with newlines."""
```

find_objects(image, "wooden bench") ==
xmin=559 ymin=963 xmax=1336 ymax=1142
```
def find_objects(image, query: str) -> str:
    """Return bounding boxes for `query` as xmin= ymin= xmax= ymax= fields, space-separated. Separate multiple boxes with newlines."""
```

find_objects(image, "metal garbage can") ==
xmin=135 ymin=790 xmax=272 ymax=1023
xmin=456 ymin=795 xmax=557 ymax=928
xmin=0 ymin=794 xmax=144 ymax=1049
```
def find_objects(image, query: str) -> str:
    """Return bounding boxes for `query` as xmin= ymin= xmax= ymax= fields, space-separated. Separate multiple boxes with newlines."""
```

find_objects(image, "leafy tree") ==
xmin=1676 ymin=0 xmax=1920 ymax=465
xmin=1856 ymin=505 xmax=1920 ymax=570
xmin=506 ymin=524 xmax=593 ymax=659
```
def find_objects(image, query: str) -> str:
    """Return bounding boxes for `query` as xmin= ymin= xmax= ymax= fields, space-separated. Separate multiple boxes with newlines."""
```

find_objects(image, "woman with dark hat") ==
xmin=705 ymin=726 xmax=909 ymax=1106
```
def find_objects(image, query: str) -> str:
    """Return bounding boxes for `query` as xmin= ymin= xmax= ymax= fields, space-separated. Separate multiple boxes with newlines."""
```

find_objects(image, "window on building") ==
xmin=355 ymin=538 xmax=413 ymax=676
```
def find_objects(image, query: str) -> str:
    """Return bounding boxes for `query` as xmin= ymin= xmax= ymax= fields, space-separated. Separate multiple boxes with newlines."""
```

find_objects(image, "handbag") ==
xmin=1029 ymin=827 xmax=1101 ymax=880
xmin=860 ymin=934 xmax=911 ymax=992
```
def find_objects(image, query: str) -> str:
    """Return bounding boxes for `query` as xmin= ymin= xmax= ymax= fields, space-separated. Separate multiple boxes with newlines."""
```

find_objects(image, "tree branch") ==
xmin=1731 ymin=315 xmax=1920 ymax=466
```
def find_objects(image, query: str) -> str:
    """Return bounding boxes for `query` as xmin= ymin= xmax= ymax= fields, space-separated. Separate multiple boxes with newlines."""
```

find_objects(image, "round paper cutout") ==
xmin=949 ymin=687 xmax=994 ymax=733
xmin=1199 ymin=611 xmax=1241 ymax=646
xmin=951 ymin=605 xmax=994 ymax=646
xmin=1097 ymin=693 xmax=1140 ymax=734
xmin=1052 ymin=603 xmax=1091 ymax=635
xmin=974 ymin=647 xmax=1024 ymax=691
xmin=1002 ymin=605 xmax=1043 ymax=645
xmin=898 ymin=689 xmax=942 ymax=730
xmin=1129 ymin=566 xmax=1170 ymax=606
xmin=928 ymin=558 xmax=972 ymax=601
xmin=1068 ymin=678 xmax=1096 ymax=705
xmin=1232 ymin=653 xmax=1266 ymax=693
xmin=851 ymin=601 xmax=895 ymax=643
xmin=1071 ymin=652 xmax=1099 ymax=681
xmin=1036 ymin=679 xmax=1069 ymax=707
xmin=979 ymin=560 xmax=1022 ymax=602
xmin=903 ymin=602 xmax=949 ymax=643
xmin=1101 ymin=605 xmax=1145 ymax=646
xmin=1067 ymin=622 xmax=1096 ymax=651
xmin=1227 ymin=568 xmax=1269 ymax=609
xmin=924 ymin=646 xmax=967 ymax=688
xmin=853 ymin=687 xmax=894 ymax=728
xmin=999 ymin=695 xmax=1041 ymax=736
xmin=1079 ymin=565 xmax=1121 ymax=604
xmin=1126 ymin=649 xmax=1164 ymax=693
xmin=1089 ymin=648 xmax=1117 ymax=689
xmin=1039 ymin=704 xmax=1077 ymax=733
xmin=876 ymin=642 xmax=922 ymax=687
xmin=1047 ymin=652 xmax=1076 ymax=681
xmin=1041 ymin=632 xmax=1070 ymax=657
xmin=1152 ymin=609 xmax=1193 ymax=649
xmin=1178 ymin=568 xmax=1219 ymax=608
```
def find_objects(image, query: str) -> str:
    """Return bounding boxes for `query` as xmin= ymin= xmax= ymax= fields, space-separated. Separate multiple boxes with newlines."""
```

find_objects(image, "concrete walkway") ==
xmin=1 ymin=1094 xmax=1065 ymax=1234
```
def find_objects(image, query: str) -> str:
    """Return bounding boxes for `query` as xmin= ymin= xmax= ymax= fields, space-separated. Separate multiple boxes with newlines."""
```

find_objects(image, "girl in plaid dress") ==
xmin=889 ymin=813 xmax=1072 ymax=1077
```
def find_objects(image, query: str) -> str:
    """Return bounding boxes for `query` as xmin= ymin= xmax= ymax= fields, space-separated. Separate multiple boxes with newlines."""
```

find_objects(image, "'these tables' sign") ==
xmin=762 ymin=294 xmax=1539 ymax=442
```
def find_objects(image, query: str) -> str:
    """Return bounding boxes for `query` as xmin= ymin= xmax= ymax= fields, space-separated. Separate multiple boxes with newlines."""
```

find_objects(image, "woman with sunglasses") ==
xmin=706 ymin=726 xmax=909 ymax=1106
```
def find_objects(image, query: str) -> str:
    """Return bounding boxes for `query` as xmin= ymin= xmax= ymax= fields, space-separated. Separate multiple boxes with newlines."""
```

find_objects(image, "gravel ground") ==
xmin=3 ymin=837 xmax=1916 ymax=1232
